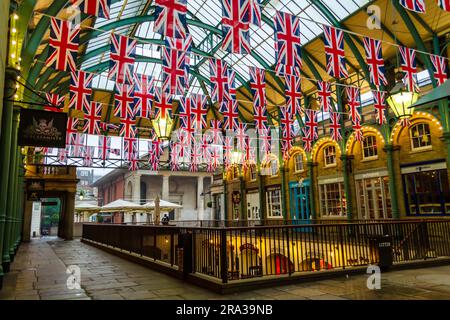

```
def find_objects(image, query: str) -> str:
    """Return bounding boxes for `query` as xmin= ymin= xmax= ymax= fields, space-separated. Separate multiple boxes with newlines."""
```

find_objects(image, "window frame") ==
xmin=294 ymin=153 xmax=305 ymax=172
xmin=324 ymin=145 xmax=337 ymax=168
xmin=410 ymin=123 xmax=432 ymax=151
xmin=362 ymin=135 xmax=378 ymax=161
xmin=266 ymin=187 xmax=283 ymax=219
xmin=318 ymin=182 xmax=347 ymax=217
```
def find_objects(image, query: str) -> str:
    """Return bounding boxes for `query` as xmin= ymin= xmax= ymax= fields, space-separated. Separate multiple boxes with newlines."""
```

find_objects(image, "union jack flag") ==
xmin=317 ymin=81 xmax=332 ymax=113
xmin=70 ymin=133 xmax=86 ymax=157
xmin=189 ymin=142 xmax=202 ymax=172
xmin=120 ymin=117 xmax=136 ymax=139
xmin=190 ymin=94 xmax=208 ymax=130
xmin=228 ymin=69 xmax=237 ymax=101
xmin=220 ymin=98 xmax=239 ymax=131
xmin=329 ymin=112 xmax=342 ymax=141
xmin=254 ymin=103 xmax=268 ymax=133
xmin=301 ymin=127 xmax=312 ymax=152
xmin=201 ymin=134 xmax=211 ymax=162
xmin=162 ymin=39 xmax=189 ymax=95
xmin=178 ymin=96 xmax=195 ymax=141
xmin=57 ymin=147 xmax=68 ymax=163
xmin=399 ymin=0 xmax=425 ymax=13
xmin=372 ymin=90 xmax=387 ymax=125
xmin=66 ymin=117 xmax=79 ymax=145
xmin=221 ymin=0 xmax=251 ymax=54
xmin=249 ymin=0 xmax=262 ymax=26
xmin=69 ymin=70 xmax=93 ymax=111
xmin=46 ymin=17 xmax=79 ymax=73
xmin=249 ymin=67 xmax=266 ymax=108
xmin=179 ymin=117 xmax=195 ymax=146
xmin=44 ymin=92 xmax=65 ymax=112
xmin=114 ymin=82 xmax=135 ymax=119
xmin=437 ymin=0 xmax=450 ymax=11
xmin=363 ymin=37 xmax=387 ymax=88
xmin=274 ymin=11 xmax=302 ymax=76
xmin=154 ymin=0 xmax=188 ymax=39
xmin=98 ymin=135 xmax=111 ymax=161
xmin=223 ymin=136 xmax=233 ymax=168
xmin=124 ymin=137 xmax=138 ymax=171
xmin=209 ymin=119 xmax=223 ymax=145
xmin=108 ymin=34 xmax=136 ymax=84
xmin=280 ymin=106 xmax=294 ymax=157
xmin=133 ymin=73 xmax=155 ymax=118
xmin=83 ymin=101 xmax=102 ymax=135
xmin=399 ymin=46 xmax=419 ymax=92
xmin=148 ymin=139 xmax=164 ymax=171
xmin=304 ymin=109 xmax=318 ymax=141
xmin=208 ymin=147 xmax=221 ymax=173
xmin=83 ymin=146 xmax=95 ymax=167
xmin=284 ymin=74 xmax=302 ymax=116
xmin=71 ymin=0 xmax=111 ymax=19
xmin=353 ymin=119 xmax=363 ymax=142
xmin=209 ymin=59 xmax=230 ymax=103
xmin=236 ymin=123 xmax=248 ymax=151
xmin=323 ymin=25 xmax=348 ymax=79
xmin=430 ymin=54 xmax=448 ymax=86
xmin=169 ymin=141 xmax=180 ymax=171
xmin=154 ymin=88 xmax=173 ymax=119
xmin=346 ymin=87 xmax=361 ymax=124
xmin=259 ymin=128 xmax=271 ymax=155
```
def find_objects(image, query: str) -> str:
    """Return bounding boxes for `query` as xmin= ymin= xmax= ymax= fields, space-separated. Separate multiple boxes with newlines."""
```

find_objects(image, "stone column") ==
xmin=307 ymin=161 xmax=317 ymax=220
xmin=197 ymin=176 xmax=204 ymax=220
xmin=64 ymin=192 xmax=75 ymax=240
xmin=0 ymin=67 xmax=18 ymax=281
xmin=132 ymin=173 xmax=141 ymax=203
xmin=384 ymin=144 xmax=400 ymax=219
xmin=162 ymin=174 xmax=169 ymax=200
xmin=341 ymin=154 xmax=354 ymax=221
xmin=2 ymin=105 xmax=20 ymax=272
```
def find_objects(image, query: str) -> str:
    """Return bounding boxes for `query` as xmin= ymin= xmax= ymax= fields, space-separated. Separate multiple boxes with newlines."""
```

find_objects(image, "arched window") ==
xmin=294 ymin=153 xmax=304 ymax=172
xmin=410 ymin=123 xmax=431 ymax=150
xmin=270 ymin=159 xmax=279 ymax=176
xmin=249 ymin=164 xmax=257 ymax=181
xmin=362 ymin=135 xmax=378 ymax=160
xmin=324 ymin=145 xmax=336 ymax=167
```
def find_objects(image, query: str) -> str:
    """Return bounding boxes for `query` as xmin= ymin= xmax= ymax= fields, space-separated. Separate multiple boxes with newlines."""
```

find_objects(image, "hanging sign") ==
xmin=18 ymin=108 xmax=68 ymax=148
xmin=26 ymin=180 xmax=45 ymax=201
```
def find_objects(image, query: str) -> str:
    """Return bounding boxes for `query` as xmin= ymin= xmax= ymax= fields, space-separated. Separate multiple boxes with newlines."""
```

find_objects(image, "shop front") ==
xmin=401 ymin=160 xmax=450 ymax=215
xmin=354 ymin=170 xmax=392 ymax=219
xmin=246 ymin=190 xmax=261 ymax=222
xmin=289 ymin=179 xmax=311 ymax=222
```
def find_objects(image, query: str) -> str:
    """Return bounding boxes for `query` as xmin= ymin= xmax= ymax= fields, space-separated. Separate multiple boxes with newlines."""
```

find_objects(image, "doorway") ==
xmin=356 ymin=177 xmax=392 ymax=219
xmin=289 ymin=180 xmax=311 ymax=222
xmin=40 ymin=198 xmax=61 ymax=237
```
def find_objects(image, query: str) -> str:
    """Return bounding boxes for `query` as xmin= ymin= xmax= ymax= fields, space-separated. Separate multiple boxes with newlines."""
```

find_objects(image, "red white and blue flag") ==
xmin=399 ymin=0 xmax=425 ymax=13
xmin=83 ymin=101 xmax=102 ymax=135
xmin=329 ymin=112 xmax=342 ymax=141
xmin=124 ymin=137 xmax=138 ymax=171
xmin=324 ymin=25 xmax=348 ymax=79
xmin=114 ymin=82 xmax=135 ymax=119
xmin=154 ymin=88 xmax=173 ymax=119
xmin=304 ymin=109 xmax=318 ymax=141
xmin=169 ymin=141 xmax=180 ymax=171
xmin=162 ymin=38 xmax=190 ymax=95
xmin=437 ymin=0 xmax=450 ymax=11
xmin=220 ymin=98 xmax=239 ymax=131
xmin=249 ymin=67 xmax=266 ymax=108
xmin=83 ymin=146 xmax=95 ymax=167
xmin=249 ymin=0 xmax=262 ymax=26
xmin=353 ymin=119 xmax=363 ymax=142
xmin=44 ymin=92 xmax=65 ymax=112
xmin=259 ymin=128 xmax=271 ymax=155
xmin=221 ymin=0 xmax=251 ymax=54
xmin=223 ymin=136 xmax=234 ymax=168
xmin=98 ymin=135 xmax=111 ymax=160
xmin=317 ymin=81 xmax=332 ymax=113
xmin=71 ymin=0 xmax=111 ymax=19
xmin=58 ymin=147 xmax=68 ymax=163
xmin=178 ymin=96 xmax=195 ymax=142
xmin=253 ymin=103 xmax=268 ymax=133
xmin=191 ymin=94 xmax=208 ymax=130
xmin=430 ymin=54 xmax=448 ymax=86
xmin=363 ymin=37 xmax=387 ymax=88
xmin=119 ymin=117 xmax=136 ymax=139
xmin=346 ymin=87 xmax=361 ymax=124
xmin=69 ymin=70 xmax=93 ymax=111
xmin=284 ymin=74 xmax=302 ymax=116
xmin=228 ymin=69 xmax=237 ymax=101
xmin=133 ymin=73 xmax=155 ymax=119
xmin=154 ymin=0 xmax=188 ymax=39
xmin=70 ymin=133 xmax=86 ymax=157
xmin=373 ymin=90 xmax=387 ymax=125
xmin=210 ymin=119 xmax=223 ymax=145
xmin=108 ymin=34 xmax=136 ymax=84
xmin=302 ymin=127 xmax=312 ymax=152
xmin=148 ymin=139 xmax=163 ymax=171
xmin=209 ymin=59 xmax=230 ymax=103
xmin=280 ymin=106 xmax=294 ymax=158
xmin=236 ymin=123 xmax=248 ymax=151
xmin=66 ymin=117 xmax=79 ymax=145
xmin=274 ymin=11 xmax=302 ymax=76
xmin=46 ymin=17 xmax=80 ymax=73
xmin=189 ymin=142 xmax=202 ymax=173
xmin=399 ymin=46 xmax=419 ymax=92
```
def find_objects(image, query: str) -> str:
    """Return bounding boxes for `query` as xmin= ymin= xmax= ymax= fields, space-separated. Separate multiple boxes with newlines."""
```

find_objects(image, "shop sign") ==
xmin=239 ymin=243 xmax=259 ymax=254
xmin=18 ymin=109 xmax=67 ymax=148
xmin=26 ymin=180 xmax=45 ymax=201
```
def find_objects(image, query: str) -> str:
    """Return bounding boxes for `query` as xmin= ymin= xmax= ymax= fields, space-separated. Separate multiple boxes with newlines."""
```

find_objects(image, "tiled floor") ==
xmin=1 ymin=238 xmax=450 ymax=300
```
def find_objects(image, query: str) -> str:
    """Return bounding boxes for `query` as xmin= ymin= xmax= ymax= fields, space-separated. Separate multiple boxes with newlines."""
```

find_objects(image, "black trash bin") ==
xmin=368 ymin=234 xmax=393 ymax=271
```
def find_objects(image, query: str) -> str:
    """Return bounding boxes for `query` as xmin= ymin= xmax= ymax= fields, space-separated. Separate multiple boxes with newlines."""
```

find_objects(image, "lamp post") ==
xmin=386 ymin=69 xmax=419 ymax=127
xmin=152 ymin=114 xmax=174 ymax=140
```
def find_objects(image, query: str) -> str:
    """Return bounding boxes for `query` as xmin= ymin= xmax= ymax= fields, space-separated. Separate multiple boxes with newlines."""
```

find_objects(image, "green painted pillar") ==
xmin=341 ymin=154 xmax=354 ymax=221
xmin=384 ymin=144 xmax=400 ymax=219
xmin=0 ymin=67 xmax=18 ymax=282
xmin=239 ymin=176 xmax=245 ymax=221
xmin=9 ymin=148 xmax=19 ymax=260
xmin=15 ymin=162 xmax=25 ymax=249
xmin=11 ymin=148 xmax=22 ymax=255
xmin=281 ymin=166 xmax=288 ymax=223
xmin=2 ymin=105 xmax=19 ymax=272
xmin=223 ymin=177 xmax=228 ymax=221
xmin=307 ymin=161 xmax=317 ymax=220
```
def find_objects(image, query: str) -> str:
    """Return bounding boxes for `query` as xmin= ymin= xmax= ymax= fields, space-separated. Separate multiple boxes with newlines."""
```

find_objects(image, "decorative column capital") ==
xmin=4 ymin=67 xmax=20 ymax=100
xmin=383 ymin=144 xmax=401 ymax=153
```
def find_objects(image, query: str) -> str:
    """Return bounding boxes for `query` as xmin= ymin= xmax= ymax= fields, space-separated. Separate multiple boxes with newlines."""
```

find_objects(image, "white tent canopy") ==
xmin=100 ymin=199 xmax=143 ymax=212
xmin=142 ymin=200 xmax=182 ymax=210
xmin=75 ymin=202 xmax=100 ymax=212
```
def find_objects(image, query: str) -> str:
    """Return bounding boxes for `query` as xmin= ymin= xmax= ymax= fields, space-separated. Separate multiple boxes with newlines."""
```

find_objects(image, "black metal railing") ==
xmin=82 ymin=220 xmax=450 ymax=285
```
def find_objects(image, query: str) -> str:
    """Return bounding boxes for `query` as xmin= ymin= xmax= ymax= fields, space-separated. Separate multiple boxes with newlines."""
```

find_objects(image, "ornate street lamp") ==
xmin=152 ymin=114 xmax=174 ymax=140
xmin=231 ymin=150 xmax=243 ymax=165
xmin=386 ymin=69 xmax=419 ymax=127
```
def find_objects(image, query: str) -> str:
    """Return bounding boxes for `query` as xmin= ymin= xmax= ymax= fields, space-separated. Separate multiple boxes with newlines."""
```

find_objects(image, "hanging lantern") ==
xmin=386 ymin=68 xmax=419 ymax=127
xmin=152 ymin=114 xmax=174 ymax=140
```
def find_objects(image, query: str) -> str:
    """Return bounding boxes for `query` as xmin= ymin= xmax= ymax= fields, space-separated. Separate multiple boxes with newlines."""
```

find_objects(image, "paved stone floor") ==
xmin=1 ymin=238 xmax=450 ymax=300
